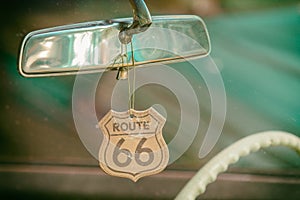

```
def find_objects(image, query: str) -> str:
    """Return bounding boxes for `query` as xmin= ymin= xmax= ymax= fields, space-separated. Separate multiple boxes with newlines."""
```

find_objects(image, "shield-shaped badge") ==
xmin=98 ymin=107 xmax=169 ymax=182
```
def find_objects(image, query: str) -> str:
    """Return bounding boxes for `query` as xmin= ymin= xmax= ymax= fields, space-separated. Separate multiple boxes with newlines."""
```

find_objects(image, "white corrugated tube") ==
xmin=175 ymin=131 xmax=300 ymax=200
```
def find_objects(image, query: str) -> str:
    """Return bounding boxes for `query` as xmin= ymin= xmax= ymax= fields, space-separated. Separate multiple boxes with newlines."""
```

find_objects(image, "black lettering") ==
xmin=136 ymin=121 xmax=142 ymax=129
xmin=128 ymin=122 xmax=136 ymax=131
xmin=144 ymin=121 xmax=150 ymax=130
xmin=120 ymin=122 xmax=128 ymax=131
xmin=113 ymin=123 xmax=120 ymax=132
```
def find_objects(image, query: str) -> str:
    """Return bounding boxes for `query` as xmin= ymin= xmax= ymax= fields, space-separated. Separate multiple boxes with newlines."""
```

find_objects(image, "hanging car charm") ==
xmin=18 ymin=0 xmax=211 ymax=181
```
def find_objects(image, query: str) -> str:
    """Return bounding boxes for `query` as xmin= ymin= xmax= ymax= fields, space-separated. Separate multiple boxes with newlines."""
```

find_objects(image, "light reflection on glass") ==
xmin=72 ymin=32 xmax=93 ymax=67
xmin=19 ymin=15 xmax=210 ymax=77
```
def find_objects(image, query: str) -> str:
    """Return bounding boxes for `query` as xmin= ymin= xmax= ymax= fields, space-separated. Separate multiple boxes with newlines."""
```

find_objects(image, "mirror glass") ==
xmin=19 ymin=15 xmax=210 ymax=77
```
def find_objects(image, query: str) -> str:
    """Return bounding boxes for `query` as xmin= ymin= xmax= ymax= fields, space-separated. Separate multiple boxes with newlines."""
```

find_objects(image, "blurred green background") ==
xmin=0 ymin=0 xmax=300 ymax=199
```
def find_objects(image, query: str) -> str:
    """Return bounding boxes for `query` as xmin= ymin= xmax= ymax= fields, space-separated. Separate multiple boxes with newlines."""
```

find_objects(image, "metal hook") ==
xmin=117 ymin=0 xmax=152 ymax=79
xmin=119 ymin=0 xmax=152 ymax=44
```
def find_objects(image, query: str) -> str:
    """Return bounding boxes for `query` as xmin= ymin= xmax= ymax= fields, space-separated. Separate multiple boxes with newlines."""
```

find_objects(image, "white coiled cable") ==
xmin=175 ymin=131 xmax=300 ymax=200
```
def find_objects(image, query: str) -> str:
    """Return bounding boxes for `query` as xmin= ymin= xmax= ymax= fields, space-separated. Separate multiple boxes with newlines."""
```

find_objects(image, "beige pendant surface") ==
xmin=98 ymin=107 xmax=169 ymax=182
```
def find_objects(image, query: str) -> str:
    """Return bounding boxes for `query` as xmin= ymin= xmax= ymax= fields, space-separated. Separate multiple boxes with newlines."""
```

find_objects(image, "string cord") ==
xmin=130 ymin=41 xmax=136 ymax=112
xmin=122 ymin=42 xmax=136 ymax=115
xmin=108 ymin=42 xmax=136 ymax=115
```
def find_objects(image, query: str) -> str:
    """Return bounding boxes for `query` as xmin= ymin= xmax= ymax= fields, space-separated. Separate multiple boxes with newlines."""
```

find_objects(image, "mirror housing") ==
xmin=19 ymin=15 xmax=210 ymax=77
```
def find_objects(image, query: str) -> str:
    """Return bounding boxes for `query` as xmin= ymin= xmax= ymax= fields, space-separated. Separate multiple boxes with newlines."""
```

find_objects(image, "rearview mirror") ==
xmin=19 ymin=15 xmax=210 ymax=77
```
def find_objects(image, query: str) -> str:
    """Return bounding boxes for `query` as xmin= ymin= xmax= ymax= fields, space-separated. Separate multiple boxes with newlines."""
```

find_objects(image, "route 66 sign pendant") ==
xmin=98 ymin=107 xmax=169 ymax=182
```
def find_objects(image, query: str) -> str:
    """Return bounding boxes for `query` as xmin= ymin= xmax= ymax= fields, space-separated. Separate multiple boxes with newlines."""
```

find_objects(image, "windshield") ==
xmin=0 ymin=0 xmax=299 ymax=199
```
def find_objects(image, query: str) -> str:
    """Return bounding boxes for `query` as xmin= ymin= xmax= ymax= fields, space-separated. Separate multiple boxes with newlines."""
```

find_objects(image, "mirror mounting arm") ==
xmin=119 ymin=0 xmax=152 ymax=44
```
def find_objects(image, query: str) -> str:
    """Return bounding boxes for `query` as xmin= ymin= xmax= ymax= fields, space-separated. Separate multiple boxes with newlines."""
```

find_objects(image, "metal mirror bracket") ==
xmin=119 ymin=0 xmax=152 ymax=44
